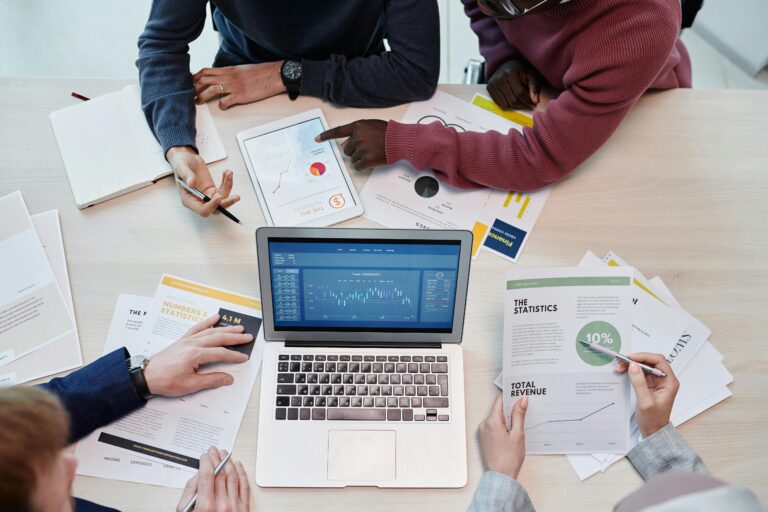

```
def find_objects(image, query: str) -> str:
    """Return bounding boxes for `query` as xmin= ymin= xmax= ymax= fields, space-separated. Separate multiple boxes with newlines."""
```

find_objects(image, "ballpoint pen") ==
xmin=181 ymin=451 xmax=232 ymax=512
xmin=175 ymin=175 xmax=242 ymax=225
xmin=578 ymin=339 xmax=667 ymax=378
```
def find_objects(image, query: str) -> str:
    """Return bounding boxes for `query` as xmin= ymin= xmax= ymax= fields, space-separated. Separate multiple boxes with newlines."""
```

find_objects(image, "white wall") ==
xmin=0 ymin=0 xmax=218 ymax=78
xmin=0 ymin=0 xmax=764 ymax=89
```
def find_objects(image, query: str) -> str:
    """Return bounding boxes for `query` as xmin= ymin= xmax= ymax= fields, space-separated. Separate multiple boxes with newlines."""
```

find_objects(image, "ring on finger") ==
xmin=218 ymin=83 xmax=225 ymax=94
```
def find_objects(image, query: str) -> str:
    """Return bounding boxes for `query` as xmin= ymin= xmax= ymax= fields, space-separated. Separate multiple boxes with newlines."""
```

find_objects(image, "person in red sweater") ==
xmin=318 ymin=0 xmax=692 ymax=191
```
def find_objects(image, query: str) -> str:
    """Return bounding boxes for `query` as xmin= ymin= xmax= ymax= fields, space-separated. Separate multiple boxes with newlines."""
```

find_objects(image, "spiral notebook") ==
xmin=50 ymin=84 xmax=226 ymax=209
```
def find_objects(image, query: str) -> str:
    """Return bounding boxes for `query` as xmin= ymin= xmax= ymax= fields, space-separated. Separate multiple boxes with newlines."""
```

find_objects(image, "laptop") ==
xmin=255 ymin=227 xmax=471 ymax=488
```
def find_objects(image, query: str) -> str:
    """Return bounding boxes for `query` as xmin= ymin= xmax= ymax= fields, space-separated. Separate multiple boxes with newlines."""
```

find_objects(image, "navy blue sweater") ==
xmin=137 ymin=0 xmax=440 ymax=155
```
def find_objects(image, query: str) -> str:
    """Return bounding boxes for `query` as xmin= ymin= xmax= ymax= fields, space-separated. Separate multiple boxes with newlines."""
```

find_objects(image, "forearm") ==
xmin=301 ymin=0 xmax=439 ymax=107
xmin=628 ymin=423 xmax=709 ymax=480
xmin=137 ymin=0 xmax=207 ymax=154
xmin=468 ymin=471 xmax=536 ymax=512
xmin=39 ymin=348 xmax=145 ymax=443
xmin=385 ymin=82 xmax=638 ymax=191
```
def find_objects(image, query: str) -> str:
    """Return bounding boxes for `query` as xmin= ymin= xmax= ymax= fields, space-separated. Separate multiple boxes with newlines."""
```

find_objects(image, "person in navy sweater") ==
xmin=0 ymin=315 xmax=255 ymax=512
xmin=138 ymin=0 xmax=440 ymax=219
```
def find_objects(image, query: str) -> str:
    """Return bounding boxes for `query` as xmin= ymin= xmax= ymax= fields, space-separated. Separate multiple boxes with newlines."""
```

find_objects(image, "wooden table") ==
xmin=1 ymin=78 xmax=766 ymax=511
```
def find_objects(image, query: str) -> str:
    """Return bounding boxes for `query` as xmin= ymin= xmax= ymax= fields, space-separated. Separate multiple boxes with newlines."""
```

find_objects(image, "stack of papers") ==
xmin=496 ymin=250 xmax=732 ymax=479
xmin=566 ymin=251 xmax=732 ymax=479
xmin=76 ymin=275 xmax=266 ymax=488
xmin=360 ymin=91 xmax=550 ymax=263
xmin=0 ymin=191 xmax=82 ymax=386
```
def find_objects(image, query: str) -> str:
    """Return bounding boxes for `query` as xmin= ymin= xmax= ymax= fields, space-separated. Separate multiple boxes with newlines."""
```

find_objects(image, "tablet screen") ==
xmin=241 ymin=117 xmax=358 ymax=226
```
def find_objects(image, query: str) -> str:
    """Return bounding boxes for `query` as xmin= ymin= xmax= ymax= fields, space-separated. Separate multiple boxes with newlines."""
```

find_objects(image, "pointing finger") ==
xmin=315 ymin=123 xmax=355 ymax=142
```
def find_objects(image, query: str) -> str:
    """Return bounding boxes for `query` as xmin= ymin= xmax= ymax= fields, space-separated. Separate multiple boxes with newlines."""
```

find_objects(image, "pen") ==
xmin=181 ymin=451 xmax=232 ymax=512
xmin=175 ymin=176 xmax=242 ymax=225
xmin=578 ymin=339 xmax=667 ymax=378
xmin=71 ymin=91 xmax=90 ymax=101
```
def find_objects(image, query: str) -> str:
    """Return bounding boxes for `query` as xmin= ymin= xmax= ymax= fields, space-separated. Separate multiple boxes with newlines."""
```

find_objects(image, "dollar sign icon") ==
xmin=329 ymin=194 xmax=346 ymax=208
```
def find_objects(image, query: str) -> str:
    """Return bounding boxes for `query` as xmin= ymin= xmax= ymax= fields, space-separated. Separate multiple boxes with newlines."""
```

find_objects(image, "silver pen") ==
xmin=181 ymin=451 xmax=232 ymax=512
xmin=174 ymin=175 xmax=242 ymax=225
xmin=578 ymin=339 xmax=667 ymax=377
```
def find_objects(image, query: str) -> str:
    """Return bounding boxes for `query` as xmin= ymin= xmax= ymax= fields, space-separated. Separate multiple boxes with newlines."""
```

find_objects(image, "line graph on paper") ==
xmin=521 ymin=400 xmax=626 ymax=453
xmin=525 ymin=402 xmax=615 ymax=431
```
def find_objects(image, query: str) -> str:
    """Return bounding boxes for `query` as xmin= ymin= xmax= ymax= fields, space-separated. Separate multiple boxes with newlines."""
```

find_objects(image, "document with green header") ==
xmin=503 ymin=267 xmax=634 ymax=454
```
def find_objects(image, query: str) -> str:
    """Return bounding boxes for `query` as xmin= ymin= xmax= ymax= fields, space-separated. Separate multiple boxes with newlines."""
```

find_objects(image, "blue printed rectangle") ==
xmin=483 ymin=219 xmax=528 ymax=262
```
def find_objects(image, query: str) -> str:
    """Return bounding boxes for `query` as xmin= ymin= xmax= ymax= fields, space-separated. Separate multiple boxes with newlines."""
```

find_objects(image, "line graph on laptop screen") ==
xmin=269 ymin=240 xmax=460 ymax=331
xmin=304 ymin=269 xmax=420 ymax=322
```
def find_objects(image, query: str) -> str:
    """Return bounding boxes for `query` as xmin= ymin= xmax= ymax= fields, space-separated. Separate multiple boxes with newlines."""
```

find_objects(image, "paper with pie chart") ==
xmin=360 ymin=91 xmax=550 ymax=262
xmin=503 ymin=267 xmax=634 ymax=454
xmin=237 ymin=110 xmax=362 ymax=227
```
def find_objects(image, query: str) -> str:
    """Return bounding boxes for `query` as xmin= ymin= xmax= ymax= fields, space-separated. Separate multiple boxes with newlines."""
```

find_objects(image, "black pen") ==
xmin=175 ymin=176 xmax=242 ymax=225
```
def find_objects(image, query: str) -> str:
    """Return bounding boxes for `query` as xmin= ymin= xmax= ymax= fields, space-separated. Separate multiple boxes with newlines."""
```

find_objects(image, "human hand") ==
xmin=193 ymin=62 xmax=286 ymax=110
xmin=144 ymin=314 xmax=253 ymax=397
xmin=487 ymin=59 xmax=543 ymax=110
xmin=616 ymin=353 xmax=679 ymax=437
xmin=477 ymin=395 xmax=528 ymax=479
xmin=177 ymin=447 xmax=252 ymax=512
xmin=166 ymin=146 xmax=240 ymax=217
xmin=315 ymin=120 xmax=388 ymax=170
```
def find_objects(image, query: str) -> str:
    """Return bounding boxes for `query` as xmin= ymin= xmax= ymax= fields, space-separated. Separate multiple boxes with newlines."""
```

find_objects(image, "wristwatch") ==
xmin=128 ymin=354 xmax=154 ymax=400
xmin=280 ymin=60 xmax=302 ymax=101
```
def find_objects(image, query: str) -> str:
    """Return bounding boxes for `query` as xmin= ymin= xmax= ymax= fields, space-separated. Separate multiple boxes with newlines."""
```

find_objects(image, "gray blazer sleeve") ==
xmin=627 ymin=423 xmax=709 ymax=480
xmin=467 ymin=471 xmax=536 ymax=512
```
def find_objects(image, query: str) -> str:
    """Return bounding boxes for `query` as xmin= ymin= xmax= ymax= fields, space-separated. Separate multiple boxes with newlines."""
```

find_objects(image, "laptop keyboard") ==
xmin=274 ymin=354 xmax=450 ymax=422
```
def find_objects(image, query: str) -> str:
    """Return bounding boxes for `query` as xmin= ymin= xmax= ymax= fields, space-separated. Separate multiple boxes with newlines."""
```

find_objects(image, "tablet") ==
xmin=237 ymin=109 xmax=364 ymax=227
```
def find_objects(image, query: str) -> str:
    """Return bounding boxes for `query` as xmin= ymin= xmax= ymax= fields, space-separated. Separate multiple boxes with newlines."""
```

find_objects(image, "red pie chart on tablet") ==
xmin=309 ymin=162 xmax=326 ymax=177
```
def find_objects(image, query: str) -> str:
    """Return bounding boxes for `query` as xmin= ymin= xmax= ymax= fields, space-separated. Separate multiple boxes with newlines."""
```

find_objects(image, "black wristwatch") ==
xmin=280 ymin=59 xmax=302 ymax=101
xmin=128 ymin=354 xmax=154 ymax=400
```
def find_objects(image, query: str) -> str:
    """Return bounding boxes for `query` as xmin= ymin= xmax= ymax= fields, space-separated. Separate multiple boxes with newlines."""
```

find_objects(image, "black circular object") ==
xmin=414 ymin=176 xmax=440 ymax=198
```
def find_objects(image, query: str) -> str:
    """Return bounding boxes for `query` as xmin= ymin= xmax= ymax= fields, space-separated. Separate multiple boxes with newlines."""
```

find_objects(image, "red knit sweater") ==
xmin=384 ymin=0 xmax=692 ymax=191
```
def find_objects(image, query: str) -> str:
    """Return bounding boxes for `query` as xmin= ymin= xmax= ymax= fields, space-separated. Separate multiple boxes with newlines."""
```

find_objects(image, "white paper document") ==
xmin=76 ymin=276 xmax=265 ymax=488
xmin=360 ymin=91 xmax=550 ymax=262
xmin=0 ymin=192 xmax=76 ymax=369
xmin=0 ymin=210 xmax=82 ymax=385
xmin=503 ymin=267 xmax=634 ymax=454
xmin=648 ymin=276 xmax=711 ymax=372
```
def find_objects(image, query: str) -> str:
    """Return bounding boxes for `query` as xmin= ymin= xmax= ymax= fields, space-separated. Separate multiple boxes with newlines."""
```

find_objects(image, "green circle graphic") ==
xmin=576 ymin=320 xmax=622 ymax=366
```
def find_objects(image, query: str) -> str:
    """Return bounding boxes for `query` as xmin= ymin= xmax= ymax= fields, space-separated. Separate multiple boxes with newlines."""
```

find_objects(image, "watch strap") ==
xmin=128 ymin=358 xmax=153 ymax=400
xmin=281 ymin=60 xmax=301 ymax=101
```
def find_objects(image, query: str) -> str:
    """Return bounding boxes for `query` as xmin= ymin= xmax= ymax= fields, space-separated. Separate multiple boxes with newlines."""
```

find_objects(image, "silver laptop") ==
xmin=255 ymin=227 xmax=471 ymax=488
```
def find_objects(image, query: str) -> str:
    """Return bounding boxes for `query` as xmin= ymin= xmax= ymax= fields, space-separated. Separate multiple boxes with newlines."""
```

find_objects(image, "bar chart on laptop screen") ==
xmin=303 ymin=269 xmax=420 ymax=322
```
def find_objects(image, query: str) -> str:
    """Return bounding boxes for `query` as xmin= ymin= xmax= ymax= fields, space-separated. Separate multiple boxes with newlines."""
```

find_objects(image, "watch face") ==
xmin=283 ymin=60 xmax=302 ymax=81
xmin=129 ymin=355 xmax=147 ymax=369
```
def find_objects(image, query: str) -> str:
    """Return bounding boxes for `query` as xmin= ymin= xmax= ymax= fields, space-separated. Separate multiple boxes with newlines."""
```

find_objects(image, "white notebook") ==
xmin=50 ymin=84 xmax=227 ymax=209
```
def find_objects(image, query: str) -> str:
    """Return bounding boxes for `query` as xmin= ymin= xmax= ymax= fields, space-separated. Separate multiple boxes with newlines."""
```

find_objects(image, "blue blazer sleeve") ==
xmin=39 ymin=348 xmax=145 ymax=444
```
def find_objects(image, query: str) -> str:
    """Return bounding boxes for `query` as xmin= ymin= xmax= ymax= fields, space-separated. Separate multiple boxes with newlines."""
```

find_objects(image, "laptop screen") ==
xmin=267 ymin=238 xmax=461 ymax=333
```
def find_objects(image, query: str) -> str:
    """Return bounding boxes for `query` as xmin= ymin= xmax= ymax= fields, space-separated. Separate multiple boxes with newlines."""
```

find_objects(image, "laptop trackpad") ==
xmin=327 ymin=430 xmax=396 ymax=482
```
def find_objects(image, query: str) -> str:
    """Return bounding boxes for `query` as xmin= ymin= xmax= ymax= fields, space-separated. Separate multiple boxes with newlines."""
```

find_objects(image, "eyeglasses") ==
xmin=482 ymin=0 xmax=553 ymax=18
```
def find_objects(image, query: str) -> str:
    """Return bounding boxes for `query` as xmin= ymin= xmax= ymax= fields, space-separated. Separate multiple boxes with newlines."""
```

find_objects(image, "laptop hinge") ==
xmin=284 ymin=341 xmax=443 ymax=350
